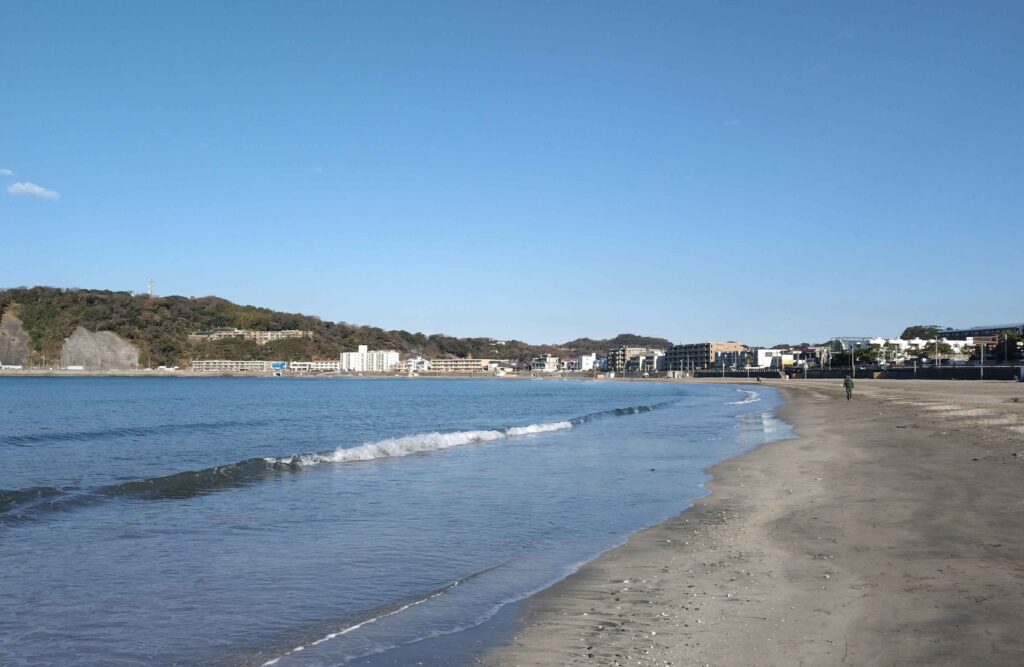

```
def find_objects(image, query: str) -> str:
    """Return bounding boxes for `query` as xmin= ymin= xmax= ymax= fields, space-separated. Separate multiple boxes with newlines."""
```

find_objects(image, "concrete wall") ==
xmin=876 ymin=366 xmax=1020 ymax=381
xmin=60 ymin=327 xmax=140 ymax=371
xmin=0 ymin=312 xmax=30 ymax=366
xmin=796 ymin=367 xmax=1021 ymax=381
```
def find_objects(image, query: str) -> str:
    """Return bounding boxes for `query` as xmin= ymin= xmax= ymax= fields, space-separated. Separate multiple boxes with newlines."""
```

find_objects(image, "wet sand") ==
xmin=481 ymin=379 xmax=1024 ymax=666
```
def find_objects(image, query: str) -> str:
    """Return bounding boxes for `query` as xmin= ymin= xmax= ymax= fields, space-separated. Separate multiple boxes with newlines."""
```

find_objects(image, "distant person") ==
xmin=843 ymin=375 xmax=854 ymax=401
xmin=756 ymin=376 xmax=762 ymax=384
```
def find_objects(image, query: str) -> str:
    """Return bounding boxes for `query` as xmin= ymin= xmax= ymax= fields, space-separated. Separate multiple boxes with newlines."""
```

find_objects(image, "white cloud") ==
xmin=7 ymin=182 xmax=60 ymax=200
xmin=0 ymin=168 xmax=13 ymax=177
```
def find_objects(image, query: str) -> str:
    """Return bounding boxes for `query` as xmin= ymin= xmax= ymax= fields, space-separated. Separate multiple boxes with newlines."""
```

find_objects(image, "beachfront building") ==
xmin=624 ymin=351 xmax=665 ymax=374
xmin=530 ymin=354 xmax=560 ymax=373
xmin=566 ymin=353 xmax=597 ymax=372
xmin=403 ymin=357 xmax=431 ymax=373
xmin=867 ymin=337 xmax=977 ymax=363
xmin=429 ymin=357 xmax=506 ymax=373
xmin=606 ymin=346 xmax=666 ymax=374
xmin=310 ymin=359 xmax=341 ymax=372
xmin=665 ymin=341 xmax=746 ymax=371
xmin=188 ymin=328 xmax=314 ymax=346
xmin=942 ymin=323 xmax=1024 ymax=340
xmin=340 ymin=345 xmax=400 ymax=373
xmin=190 ymin=359 xmax=282 ymax=372
xmin=753 ymin=349 xmax=794 ymax=369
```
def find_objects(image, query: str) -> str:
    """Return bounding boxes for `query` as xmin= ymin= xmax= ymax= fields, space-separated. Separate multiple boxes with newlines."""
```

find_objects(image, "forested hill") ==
xmin=0 ymin=287 xmax=672 ymax=368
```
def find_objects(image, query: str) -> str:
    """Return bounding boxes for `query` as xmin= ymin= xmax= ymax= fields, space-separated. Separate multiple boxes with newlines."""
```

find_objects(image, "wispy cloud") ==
xmin=0 ymin=168 xmax=14 ymax=177
xmin=7 ymin=182 xmax=60 ymax=200
xmin=724 ymin=119 xmax=740 ymax=127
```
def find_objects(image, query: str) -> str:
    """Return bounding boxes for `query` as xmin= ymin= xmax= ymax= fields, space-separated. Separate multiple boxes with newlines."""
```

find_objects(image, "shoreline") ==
xmin=479 ymin=379 xmax=1024 ymax=666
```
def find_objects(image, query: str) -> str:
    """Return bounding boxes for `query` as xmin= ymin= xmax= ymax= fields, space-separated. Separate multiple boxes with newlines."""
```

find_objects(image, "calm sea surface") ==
xmin=0 ymin=377 xmax=790 ymax=666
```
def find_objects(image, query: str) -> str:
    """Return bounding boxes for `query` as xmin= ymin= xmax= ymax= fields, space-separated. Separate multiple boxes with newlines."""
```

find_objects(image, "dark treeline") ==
xmin=0 ymin=287 xmax=672 ymax=368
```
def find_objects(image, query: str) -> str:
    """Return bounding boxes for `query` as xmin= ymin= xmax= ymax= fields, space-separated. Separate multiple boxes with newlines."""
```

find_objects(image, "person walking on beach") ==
xmin=843 ymin=375 xmax=854 ymax=401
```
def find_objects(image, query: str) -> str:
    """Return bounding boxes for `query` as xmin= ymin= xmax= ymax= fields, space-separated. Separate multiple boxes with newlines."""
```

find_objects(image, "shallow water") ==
xmin=0 ymin=377 xmax=789 ymax=666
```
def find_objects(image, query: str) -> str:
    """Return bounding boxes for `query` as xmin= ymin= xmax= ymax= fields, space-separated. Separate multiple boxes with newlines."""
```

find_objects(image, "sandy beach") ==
xmin=481 ymin=379 xmax=1024 ymax=666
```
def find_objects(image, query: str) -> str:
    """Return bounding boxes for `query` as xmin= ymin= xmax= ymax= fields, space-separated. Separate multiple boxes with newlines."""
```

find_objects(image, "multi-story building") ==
xmin=189 ymin=328 xmax=314 ymax=346
xmin=190 ymin=359 xmax=282 ymax=373
xmin=941 ymin=323 xmax=1024 ymax=340
xmin=310 ymin=359 xmax=341 ymax=372
xmin=340 ymin=345 xmax=400 ymax=373
xmin=531 ymin=354 xmax=560 ymax=373
xmin=665 ymin=342 xmax=746 ymax=371
xmin=403 ymin=357 xmax=431 ymax=373
xmin=567 ymin=353 xmax=597 ymax=372
xmin=607 ymin=346 xmax=666 ymax=373
xmin=429 ymin=357 xmax=506 ymax=373
xmin=624 ymin=351 xmax=665 ymax=373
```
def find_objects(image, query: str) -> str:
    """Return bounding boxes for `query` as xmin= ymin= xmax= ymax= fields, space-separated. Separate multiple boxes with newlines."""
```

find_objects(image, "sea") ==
xmin=0 ymin=377 xmax=790 ymax=667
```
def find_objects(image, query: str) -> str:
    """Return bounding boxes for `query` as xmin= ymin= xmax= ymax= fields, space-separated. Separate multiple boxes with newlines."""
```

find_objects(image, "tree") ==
xmin=900 ymin=325 xmax=944 ymax=340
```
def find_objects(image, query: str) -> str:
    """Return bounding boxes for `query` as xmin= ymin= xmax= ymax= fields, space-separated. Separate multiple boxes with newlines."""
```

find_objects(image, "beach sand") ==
xmin=480 ymin=379 xmax=1024 ymax=666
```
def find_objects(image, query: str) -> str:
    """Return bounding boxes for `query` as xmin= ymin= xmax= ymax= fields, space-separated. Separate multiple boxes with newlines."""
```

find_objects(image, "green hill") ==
xmin=0 ymin=287 xmax=672 ymax=368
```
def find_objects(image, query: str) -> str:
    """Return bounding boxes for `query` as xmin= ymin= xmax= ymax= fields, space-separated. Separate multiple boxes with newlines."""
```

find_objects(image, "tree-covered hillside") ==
xmin=0 ymin=287 xmax=671 ymax=368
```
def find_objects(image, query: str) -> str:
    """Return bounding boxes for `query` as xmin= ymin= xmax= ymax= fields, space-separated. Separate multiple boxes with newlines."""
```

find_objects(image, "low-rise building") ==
xmin=189 ymin=328 xmax=314 ymax=346
xmin=429 ymin=357 xmax=506 ymax=373
xmin=754 ymin=349 xmax=792 ymax=369
xmin=942 ymin=323 xmax=1024 ymax=340
xmin=403 ymin=356 xmax=431 ymax=373
xmin=190 ymin=359 xmax=281 ymax=373
xmin=531 ymin=354 xmax=560 ymax=373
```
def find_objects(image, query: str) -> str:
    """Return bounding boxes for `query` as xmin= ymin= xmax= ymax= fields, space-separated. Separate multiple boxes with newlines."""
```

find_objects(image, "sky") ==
xmin=2 ymin=2 xmax=1021 ymax=346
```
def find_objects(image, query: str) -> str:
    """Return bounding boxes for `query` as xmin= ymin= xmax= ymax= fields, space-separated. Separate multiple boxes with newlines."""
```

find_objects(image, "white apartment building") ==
xmin=190 ymin=359 xmax=281 ymax=373
xmin=340 ymin=345 xmax=400 ymax=373
xmin=531 ymin=354 xmax=560 ymax=373
xmin=189 ymin=329 xmax=313 ymax=346
xmin=566 ymin=353 xmax=597 ymax=372
xmin=289 ymin=359 xmax=341 ymax=372
xmin=403 ymin=356 xmax=431 ymax=373
xmin=429 ymin=358 xmax=504 ymax=373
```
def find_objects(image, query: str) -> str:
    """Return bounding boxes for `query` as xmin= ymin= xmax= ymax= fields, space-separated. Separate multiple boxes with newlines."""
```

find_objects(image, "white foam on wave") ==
xmin=265 ymin=421 xmax=573 ymax=468
xmin=260 ymin=581 xmax=460 ymax=667
xmin=726 ymin=389 xmax=761 ymax=405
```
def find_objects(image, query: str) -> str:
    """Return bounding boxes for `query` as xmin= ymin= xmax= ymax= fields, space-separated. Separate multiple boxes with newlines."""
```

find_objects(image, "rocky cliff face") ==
xmin=59 ymin=327 xmax=140 ymax=370
xmin=0 ymin=312 xmax=30 ymax=366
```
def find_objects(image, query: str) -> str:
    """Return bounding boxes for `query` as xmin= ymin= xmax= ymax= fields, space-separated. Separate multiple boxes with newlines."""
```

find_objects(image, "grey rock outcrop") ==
xmin=0 ymin=312 xmax=30 ymax=366
xmin=60 ymin=327 xmax=140 ymax=370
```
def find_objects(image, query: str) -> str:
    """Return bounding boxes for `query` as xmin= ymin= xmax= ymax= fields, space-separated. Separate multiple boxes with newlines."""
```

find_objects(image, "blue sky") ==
xmin=2 ymin=2 xmax=1021 ymax=345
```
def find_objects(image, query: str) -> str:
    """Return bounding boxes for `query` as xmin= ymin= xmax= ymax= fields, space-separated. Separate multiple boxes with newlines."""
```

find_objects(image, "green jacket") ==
xmin=843 ymin=377 xmax=854 ymax=389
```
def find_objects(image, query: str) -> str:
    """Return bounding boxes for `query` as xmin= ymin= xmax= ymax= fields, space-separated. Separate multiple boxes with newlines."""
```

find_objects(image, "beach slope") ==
xmin=481 ymin=379 xmax=1024 ymax=666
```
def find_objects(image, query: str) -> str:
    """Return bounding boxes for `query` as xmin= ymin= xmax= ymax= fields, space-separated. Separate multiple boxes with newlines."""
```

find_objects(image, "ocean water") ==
xmin=0 ymin=377 xmax=790 ymax=666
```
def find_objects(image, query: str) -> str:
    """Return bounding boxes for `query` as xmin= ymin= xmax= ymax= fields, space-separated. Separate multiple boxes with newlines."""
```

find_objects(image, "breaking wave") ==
xmin=726 ymin=389 xmax=761 ymax=405
xmin=1 ymin=401 xmax=672 ymax=524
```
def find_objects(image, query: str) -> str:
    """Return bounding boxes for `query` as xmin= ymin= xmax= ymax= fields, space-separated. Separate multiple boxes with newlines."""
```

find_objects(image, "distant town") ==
xmin=180 ymin=323 xmax=1024 ymax=379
